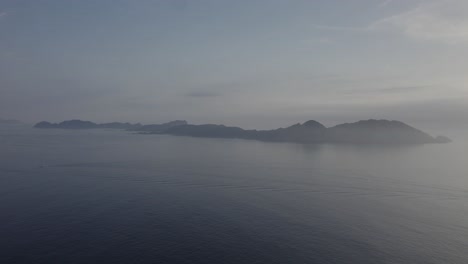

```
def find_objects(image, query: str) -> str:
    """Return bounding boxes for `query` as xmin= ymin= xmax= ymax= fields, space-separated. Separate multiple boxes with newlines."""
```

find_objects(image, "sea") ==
xmin=1 ymin=124 xmax=467 ymax=263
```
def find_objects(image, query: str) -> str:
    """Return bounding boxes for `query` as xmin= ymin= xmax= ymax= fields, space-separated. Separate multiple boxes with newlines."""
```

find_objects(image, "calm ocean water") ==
xmin=1 ymin=125 xmax=467 ymax=264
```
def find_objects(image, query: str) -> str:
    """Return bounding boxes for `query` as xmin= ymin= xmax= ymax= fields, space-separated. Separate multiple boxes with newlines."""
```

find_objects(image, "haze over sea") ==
xmin=0 ymin=124 xmax=467 ymax=263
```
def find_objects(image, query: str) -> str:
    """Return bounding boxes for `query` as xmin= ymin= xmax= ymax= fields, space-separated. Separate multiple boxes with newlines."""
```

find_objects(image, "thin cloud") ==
xmin=313 ymin=24 xmax=369 ymax=32
xmin=343 ymin=86 xmax=431 ymax=95
xmin=314 ymin=0 xmax=468 ymax=43
xmin=185 ymin=91 xmax=222 ymax=98
xmin=378 ymin=85 xmax=429 ymax=93
xmin=378 ymin=0 xmax=394 ymax=8
xmin=0 ymin=12 xmax=7 ymax=18
xmin=371 ymin=0 xmax=468 ymax=43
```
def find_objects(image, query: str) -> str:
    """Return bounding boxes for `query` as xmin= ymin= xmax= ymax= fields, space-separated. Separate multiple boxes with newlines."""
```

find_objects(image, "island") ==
xmin=34 ymin=119 xmax=451 ymax=144
xmin=160 ymin=119 xmax=451 ymax=144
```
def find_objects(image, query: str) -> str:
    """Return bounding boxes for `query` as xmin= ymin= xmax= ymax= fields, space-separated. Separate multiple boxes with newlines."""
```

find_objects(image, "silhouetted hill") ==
xmin=164 ymin=124 xmax=246 ymax=138
xmin=160 ymin=119 xmax=449 ymax=144
xmin=34 ymin=118 xmax=450 ymax=144
xmin=133 ymin=120 xmax=188 ymax=132
xmin=35 ymin=120 xmax=98 ymax=129
xmin=99 ymin=122 xmax=142 ymax=130
xmin=327 ymin=119 xmax=437 ymax=144
xmin=262 ymin=120 xmax=327 ymax=142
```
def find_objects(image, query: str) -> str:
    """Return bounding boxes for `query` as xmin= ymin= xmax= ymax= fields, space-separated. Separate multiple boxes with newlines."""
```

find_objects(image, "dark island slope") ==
xmin=34 ymin=119 xmax=451 ymax=144
xmin=160 ymin=119 xmax=450 ymax=144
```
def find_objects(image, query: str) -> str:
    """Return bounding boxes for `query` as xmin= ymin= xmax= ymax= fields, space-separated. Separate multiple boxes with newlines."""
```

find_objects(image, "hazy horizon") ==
xmin=1 ymin=0 xmax=468 ymax=130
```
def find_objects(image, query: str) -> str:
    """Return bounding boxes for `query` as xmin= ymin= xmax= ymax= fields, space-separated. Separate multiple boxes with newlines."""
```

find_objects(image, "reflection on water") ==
xmin=1 ymin=125 xmax=468 ymax=263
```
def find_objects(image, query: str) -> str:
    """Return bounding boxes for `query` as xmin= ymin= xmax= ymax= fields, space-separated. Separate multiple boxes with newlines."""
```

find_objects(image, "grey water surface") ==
xmin=1 ymin=125 xmax=467 ymax=264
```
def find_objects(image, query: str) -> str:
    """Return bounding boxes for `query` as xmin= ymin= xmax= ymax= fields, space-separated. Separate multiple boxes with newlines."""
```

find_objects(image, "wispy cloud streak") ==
xmin=372 ymin=0 xmax=468 ymax=43
xmin=185 ymin=91 xmax=222 ymax=98
xmin=314 ymin=0 xmax=468 ymax=43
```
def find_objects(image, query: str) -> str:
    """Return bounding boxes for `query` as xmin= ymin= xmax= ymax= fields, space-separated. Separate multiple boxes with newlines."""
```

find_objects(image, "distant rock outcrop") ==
xmin=434 ymin=135 xmax=452 ymax=144
xmin=34 ymin=120 xmax=98 ymax=129
xmin=34 ymin=121 xmax=58 ymax=128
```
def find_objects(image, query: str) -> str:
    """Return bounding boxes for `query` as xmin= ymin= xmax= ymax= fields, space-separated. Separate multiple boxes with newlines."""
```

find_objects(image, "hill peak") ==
xmin=302 ymin=120 xmax=326 ymax=129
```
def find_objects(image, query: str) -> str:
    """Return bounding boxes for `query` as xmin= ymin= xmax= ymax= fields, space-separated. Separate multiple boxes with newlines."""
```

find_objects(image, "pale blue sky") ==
xmin=1 ymin=0 xmax=467 ymax=130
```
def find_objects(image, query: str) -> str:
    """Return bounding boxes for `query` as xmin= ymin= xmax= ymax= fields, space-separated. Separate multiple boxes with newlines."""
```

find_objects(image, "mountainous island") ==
xmin=34 ymin=119 xmax=451 ymax=144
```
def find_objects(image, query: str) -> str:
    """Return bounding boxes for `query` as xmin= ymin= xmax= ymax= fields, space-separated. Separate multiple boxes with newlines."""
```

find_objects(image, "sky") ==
xmin=1 ymin=0 xmax=468 ymax=130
